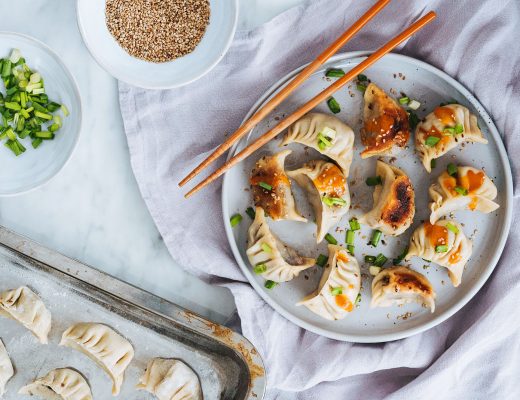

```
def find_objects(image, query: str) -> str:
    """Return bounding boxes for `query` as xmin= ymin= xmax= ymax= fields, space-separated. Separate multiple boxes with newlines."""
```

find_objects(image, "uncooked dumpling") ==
xmin=371 ymin=266 xmax=436 ymax=312
xmin=405 ymin=220 xmax=472 ymax=287
xmin=60 ymin=323 xmax=134 ymax=395
xmin=359 ymin=160 xmax=415 ymax=236
xmin=429 ymin=165 xmax=499 ymax=223
xmin=0 ymin=286 xmax=51 ymax=344
xmin=281 ymin=112 xmax=355 ymax=175
xmin=19 ymin=368 xmax=93 ymax=400
xmin=415 ymin=104 xmax=487 ymax=172
xmin=297 ymin=244 xmax=360 ymax=320
xmin=0 ymin=339 xmax=14 ymax=396
xmin=360 ymin=83 xmax=410 ymax=158
xmin=287 ymin=160 xmax=350 ymax=242
xmin=250 ymin=150 xmax=306 ymax=221
xmin=137 ymin=358 xmax=202 ymax=400
xmin=247 ymin=207 xmax=315 ymax=282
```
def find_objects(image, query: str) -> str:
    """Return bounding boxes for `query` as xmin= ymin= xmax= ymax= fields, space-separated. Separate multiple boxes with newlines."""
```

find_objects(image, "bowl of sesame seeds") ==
xmin=76 ymin=0 xmax=238 ymax=89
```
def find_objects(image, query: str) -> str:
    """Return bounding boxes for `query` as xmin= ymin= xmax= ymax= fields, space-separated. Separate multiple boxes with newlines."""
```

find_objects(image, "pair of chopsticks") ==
xmin=180 ymin=1 xmax=436 ymax=198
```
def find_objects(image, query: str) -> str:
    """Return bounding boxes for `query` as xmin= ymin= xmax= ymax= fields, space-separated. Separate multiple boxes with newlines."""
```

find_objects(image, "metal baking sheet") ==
xmin=0 ymin=225 xmax=265 ymax=399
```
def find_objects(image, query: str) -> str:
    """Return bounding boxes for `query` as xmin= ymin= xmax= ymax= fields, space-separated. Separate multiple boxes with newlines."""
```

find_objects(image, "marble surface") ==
xmin=0 ymin=0 xmax=305 ymax=325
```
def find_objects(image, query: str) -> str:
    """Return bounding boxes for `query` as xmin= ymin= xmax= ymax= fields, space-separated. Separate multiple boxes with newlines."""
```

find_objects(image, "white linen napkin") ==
xmin=119 ymin=0 xmax=520 ymax=398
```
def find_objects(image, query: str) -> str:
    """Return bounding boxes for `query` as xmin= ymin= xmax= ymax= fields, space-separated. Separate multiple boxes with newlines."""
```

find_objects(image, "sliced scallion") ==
xmin=364 ymin=255 xmax=376 ymax=264
xmin=230 ymin=213 xmax=242 ymax=227
xmin=366 ymin=175 xmax=382 ymax=186
xmin=346 ymin=230 xmax=355 ymax=245
xmin=446 ymin=222 xmax=459 ymax=234
xmin=322 ymin=196 xmax=347 ymax=207
xmin=245 ymin=207 xmax=256 ymax=220
xmin=356 ymin=84 xmax=367 ymax=93
xmin=393 ymin=246 xmax=409 ymax=265
xmin=261 ymin=243 xmax=272 ymax=253
xmin=324 ymin=233 xmax=337 ymax=245
xmin=347 ymin=245 xmax=355 ymax=255
xmin=408 ymin=99 xmax=421 ymax=110
xmin=330 ymin=287 xmax=343 ymax=296
xmin=349 ymin=218 xmax=360 ymax=231
xmin=253 ymin=263 xmax=267 ymax=274
xmin=355 ymin=293 xmax=361 ymax=305
xmin=325 ymin=68 xmax=345 ymax=78
xmin=357 ymin=74 xmax=368 ymax=82
xmin=455 ymin=123 xmax=464 ymax=134
xmin=454 ymin=186 xmax=468 ymax=196
xmin=264 ymin=280 xmax=277 ymax=289
xmin=435 ymin=245 xmax=449 ymax=253
xmin=369 ymin=266 xmax=382 ymax=276
xmin=316 ymin=254 xmax=328 ymax=267
xmin=447 ymin=163 xmax=458 ymax=176
xmin=430 ymin=159 xmax=436 ymax=169
xmin=327 ymin=97 xmax=341 ymax=114
xmin=399 ymin=96 xmax=410 ymax=105
xmin=408 ymin=111 xmax=420 ymax=130
xmin=370 ymin=230 xmax=382 ymax=247
xmin=374 ymin=253 xmax=387 ymax=267
xmin=258 ymin=181 xmax=272 ymax=191
xmin=425 ymin=136 xmax=441 ymax=147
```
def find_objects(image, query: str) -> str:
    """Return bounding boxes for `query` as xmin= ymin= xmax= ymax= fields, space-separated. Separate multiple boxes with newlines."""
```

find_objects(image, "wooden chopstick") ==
xmin=185 ymin=11 xmax=436 ymax=199
xmin=178 ymin=0 xmax=393 ymax=187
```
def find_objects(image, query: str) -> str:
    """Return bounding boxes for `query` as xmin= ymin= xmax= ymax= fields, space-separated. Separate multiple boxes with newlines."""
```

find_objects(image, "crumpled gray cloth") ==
xmin=119 ymin=0 xmax=520 ymax=398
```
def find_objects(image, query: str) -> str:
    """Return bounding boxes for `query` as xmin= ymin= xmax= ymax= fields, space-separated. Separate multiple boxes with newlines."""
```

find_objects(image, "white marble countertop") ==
xmin=0 ymin=0 xmax=305 ymax=325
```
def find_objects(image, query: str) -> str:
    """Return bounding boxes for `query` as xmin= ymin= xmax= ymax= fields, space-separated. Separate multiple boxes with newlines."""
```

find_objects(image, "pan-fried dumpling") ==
xmin=429 ymin=165 xmax=499 ymax=223
xmin=0 ymin=339 xmax=13 ymax=396
xmin=19 ymin=368 xmax=93 ymax=400
xmin=359 ymin=160 xmax=415 ymax=236
xmin=415 ymin=104 xmax=487 ymax=172
xmin=405 ymin=220 xmax=472 ymax=287
xmin=0 ymin=286 xmax=51 ymax=344
xmin=360 ymin=83 xmax=410 ymax=158
xmin=60 ymin=323 xmax=134 ymax=395
xmin=287 ymin=160 xmax=350 ymax=242
xmin=250 ymin=150 xmax=306 ymax=221
xmin=247 ymin=207 xmax=315 ymax=282
xmin=280 ymin=112 xmax=355 ymax=175
xmin=371 ymin=266 xmax=436 ymax=312
xmin=137 ymin=358 xmax=202 ymax=400
xmin=297 ymin=244 xmax=360 ymax=320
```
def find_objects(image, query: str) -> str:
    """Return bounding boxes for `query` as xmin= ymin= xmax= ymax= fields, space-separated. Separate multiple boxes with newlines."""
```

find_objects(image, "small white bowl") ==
xmin=0 ymin=32 xmax=82 ymax=196
xmin=76 ymin=0 xmax=239 ymax=89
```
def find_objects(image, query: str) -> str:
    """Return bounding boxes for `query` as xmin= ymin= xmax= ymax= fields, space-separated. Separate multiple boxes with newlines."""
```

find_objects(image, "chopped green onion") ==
xmin=264 ymin=280 xmax=277 ymax=289
xmin=374 ymin=253 xmax=387 ymax=267
xmin=355 ymin=293 xmax=362 ymax=305
xmin=5 ymin=128 xmax=15 ymax=141
xmin=327 ymin=97 xmax=341 ymax=114
xmin=356 ymin=84 xmax=367 ymax=93
xmin=366 ymin=176 xmax=382 ymax=186
xmin=430 ymin=159 xmax=436 ymax=169
xmin=34 ymin=111 xmax=53 ymax=120
xmin=357 ymin=74 xmax=368 ymax=82
xmin=253 ymin=263 xmax=267 ymax=274
xmin=61 ymin=104 xmax=70 ymax=116
xmin=324 ymin=233 xmax=337 ymax=245
xmin=322 ymin=196 xmax=347 ymax=207
xmin=245 ymin=207 xmax=256 ymax=220
xmin=316 ymin=254 xmax=328 ymax=267
xmin=370 ymin=230 xmax=382 ymax=247
xmin=261 ymin=243 xmax=272 ymax=253
xmin=399 ymin=96 xmax=410 ymax=105
xmin=258 ymin=181 xmax=272 ymax=191
xmin=347 ymin=245 xmax=355 ymax=255
xmin=35 ymin=131 xmax=54 ymax=140
xmin=447 ymin=163 xmax=458 ymax=176
xmin=9 ymin=49 xmax=21 ymax=64
xmin=31 ymin=138 xmax=42 ymax=149
xmin=317 ymin=132 xmax=332 ymax=149
xmin=330 ymin=287 xmax=343 ymax=296
xmin=455 ymin=123 xmax=464 ymax=134
xmin=325 ymin=68 xmax=345 ymax=78
xmin=425 ymin=136 xmax=441 ymax=147
xmin=364 ymin=255 xmax=376 ymax=264
xmin=29 ymin=72 xmax=41 ymax=83
xmin=49 ymin=123 xmax=60 ymax=133
xmin=408 ymin=99 xmax=421 ymax=110
xmin=443 ymin=127 xmax=455 ymax=135
xmin=349 ymin=218 xmax=360 ymax=231
xmin=230 ymin=213 xmax=242 ymax=227
xmin=369 ymin=266 xmax=382 ymax=276
xmin=393 ymin=246 xmax=409 ymax=265
xmin=454 ymin=186 xmax=468 ymax=196
xmin=32 ymin=88 xmax=45 ymax=95
xmin=1 ymin=60 xmax=11 ymax=78
xmin=446 ymin=222 xmax=459 ymax=234
xmin=346 ymin=230 xmax=355 ymax=245
xmin=435 ymin=245 xmax=449 ymax=253
xmin=4 ymin=102 xmax=20 ymax=111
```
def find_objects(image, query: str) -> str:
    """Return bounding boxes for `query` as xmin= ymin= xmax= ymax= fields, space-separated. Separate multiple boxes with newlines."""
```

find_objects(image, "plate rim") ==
xmin=0 ymin=31 xmax=83 ymax=197
xmin=75 ymin=0 xmax=239 ymax=90
xmin=221 ymin=51 xmax=514 ymax=342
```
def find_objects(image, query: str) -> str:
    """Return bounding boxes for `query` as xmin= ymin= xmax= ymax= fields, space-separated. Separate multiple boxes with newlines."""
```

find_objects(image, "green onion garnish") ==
xmin=254 ymin=263 xmax=267 ymax=274
xmin=443 ymin=127 xmax=455 ymax=135
xmin=393 ymin=246 xmax=409 ymax=265
xmin=325 ymin=68 xmax=345 ymax=78
xmin=330 ymin=287 xmax=343 ymax=296
xmin=370 ymin=230 xmax=382 ymax=247
xmin=366 ymin=176 xmax=382 ymax=186
xmin=346 ymin=230 xmax=355 ymax=245
xmin=230 ymin=213 xmax=242 ymax=227
xmin=364 ymin=255 xmax=376 ymax=264
xmin=327 ymin=97 xmax=341 ymax=114
xmin=399 ymin=96 xmax=410 ymax=105
xmin=425 ymin=136 xmax=441 ymax=147
xmin=454 ymin=186 xmax=468 ymax=196
xmin=347 ymin=245 xmax=355 ymax=255
xmin=264 ymin=280 xmax=277 ymax=289
xmin=356 ymin=84 xmax=367 ymax=93
xmin=258 ymin=181 xmax=272 ymax=191
xmin=316 ymin=254 xmax=328 ymax=267
xmin=430 ymin=159 xmax=436 ymax=169
xmin=455 ymin=123 xmax=464 ymax=134
xmin=355 ymin=293 xmax=361 ymax=305
xmin=446 ymin=222 xmax=459 ymax=234
xmin=435 ymin=245 xmax=449 ymax=253
xmin=349 ymin=218 xmax=360 ymax=231
xmin=245 ymin=207 xmax=256 ymax=220
xmin=447 ymin=163 xmax=458 ymax=176
xmin=374 ymin=253 xmax=387 ymax=267
xmin=261 ymin=243 xmax=272 ymax=253
xmin=317 ymin=132 xmax=332 ymax=148
xmin=324 ymin=233 xmax=337 ymax=245
xmin=357 ymin=74 xmax=368 ymax=82
xmin=408 ymin=111 xmax=420 ymax=130
xmin=322 ymin=196 xmax=347 ymax=207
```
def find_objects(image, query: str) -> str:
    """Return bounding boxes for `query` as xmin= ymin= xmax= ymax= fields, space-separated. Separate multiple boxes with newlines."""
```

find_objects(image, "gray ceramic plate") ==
xmin=222 ymin=52 xmax=513 ymax=342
